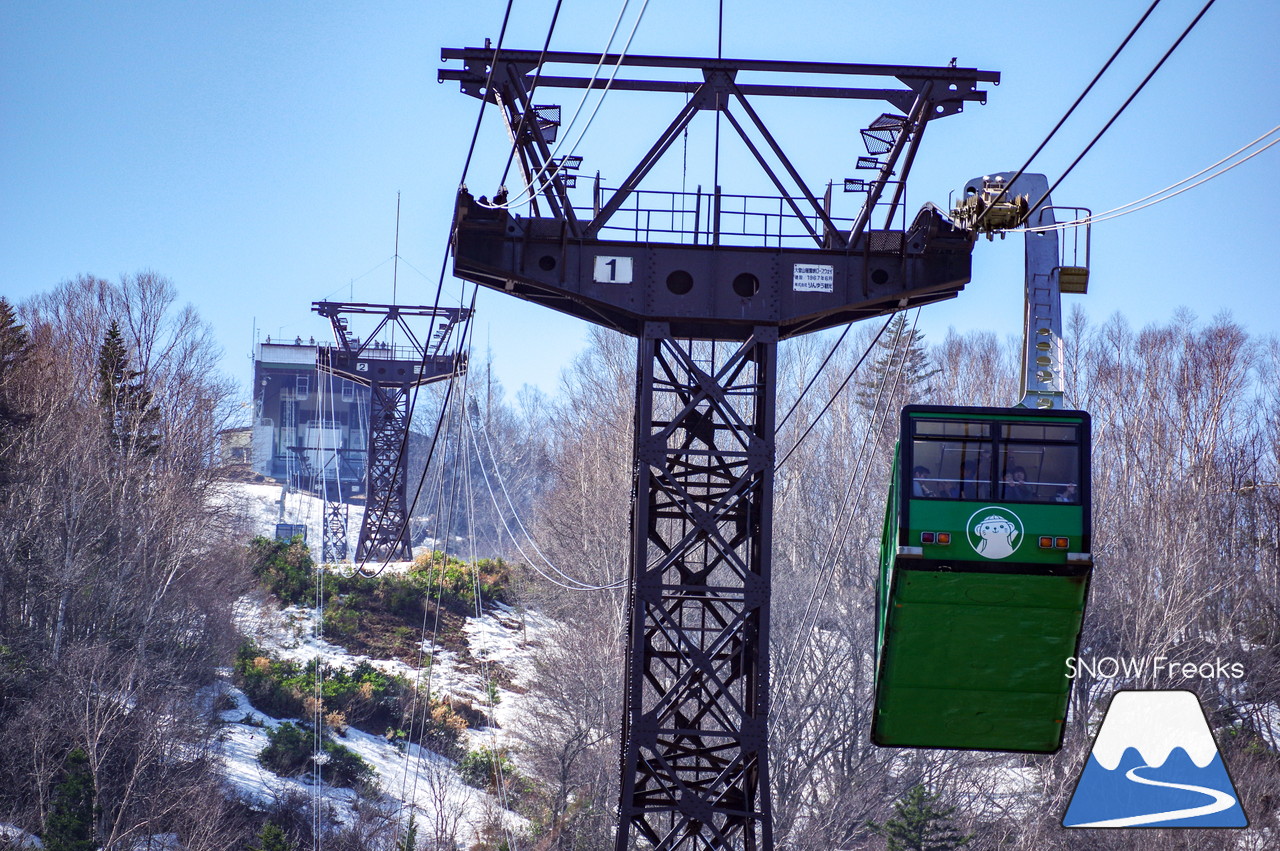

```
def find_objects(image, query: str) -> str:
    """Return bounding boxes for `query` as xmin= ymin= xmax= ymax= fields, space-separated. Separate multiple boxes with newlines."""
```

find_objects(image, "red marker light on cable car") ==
xmin=937 ymin=532 xmax=951 ymax=545
xmin=1056 ymin=537 xmax=1070 ymax=549
xmin=921 ymin=532 xmax=935 ymax=544
xmin=1039 ymin=536 xmax=1053 ymax=548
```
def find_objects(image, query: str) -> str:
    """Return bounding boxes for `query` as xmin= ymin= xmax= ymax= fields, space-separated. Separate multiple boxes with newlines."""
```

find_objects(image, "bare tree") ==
xmin=0 ymin=273 xmax=248 ymax=844
xmin=502 ymin=307 xmax=1280 ymax=849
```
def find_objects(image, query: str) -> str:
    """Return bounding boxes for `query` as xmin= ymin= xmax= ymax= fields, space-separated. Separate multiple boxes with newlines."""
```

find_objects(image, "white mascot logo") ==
xmin=969 ymin=509 xmax=1022 ymax=559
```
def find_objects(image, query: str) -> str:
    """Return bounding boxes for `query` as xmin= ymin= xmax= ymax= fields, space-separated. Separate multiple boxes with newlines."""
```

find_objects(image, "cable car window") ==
xmin=910 ymin=438 xmax=994 ymax=499
xmin=909 ymin=417 xmax=1082 ymax=502
xmin=914 ymin=420 xmax=992 ymax=439
xmin=1000 ymin=445 xmax=1080 ymax=502
xmin=1005 ymin=423 xmax=1077 ymax=442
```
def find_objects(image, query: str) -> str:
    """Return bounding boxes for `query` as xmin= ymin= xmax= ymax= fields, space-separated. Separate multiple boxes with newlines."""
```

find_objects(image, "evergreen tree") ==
xmin=0 ymin=297 xmax=31 ymax=485
xmin=0 ymin=297 xmax=29 ymax=386
xmin=97 ymin=320 xmax=160 ymax=454
xmin=855 ymin=313 xmax=940 ymax=441
xmin=397 ymin=814 xmax=419 ymax=851
xmin=247 ymin=822 xmax=295 ymax=851
xmin=869 ymin=784 xmax=973 ymax=851
xmin=43 ymin=747 xmax=96 ymax=851
xmin=97 ymin=320 xmax=128 ymax=403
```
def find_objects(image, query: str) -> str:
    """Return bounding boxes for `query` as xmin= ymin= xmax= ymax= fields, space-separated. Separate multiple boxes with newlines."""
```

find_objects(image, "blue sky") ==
xmin=3 ymin=1 xmax=1278 ymax=404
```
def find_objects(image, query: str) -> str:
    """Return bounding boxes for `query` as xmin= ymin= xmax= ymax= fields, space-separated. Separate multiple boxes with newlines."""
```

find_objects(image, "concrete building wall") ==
xmin=252 ymin=341 xmax=369 ymax=491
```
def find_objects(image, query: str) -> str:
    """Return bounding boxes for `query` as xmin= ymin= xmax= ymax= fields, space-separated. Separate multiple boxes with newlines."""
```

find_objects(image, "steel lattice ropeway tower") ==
xmin=313 ymin=301 xmax=470 ymax=562
xmin=441 ymin=48 xmax=997 ymax=849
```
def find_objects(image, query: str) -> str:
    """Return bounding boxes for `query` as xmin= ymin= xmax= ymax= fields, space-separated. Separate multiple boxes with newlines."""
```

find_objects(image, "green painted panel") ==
xmin=906 ymin=499 xmax=1084 ymax=563
xmin=885 ymin=604 xmax=1081 ymax=690
xmin=874 ymin=684 xmax=1067 ymax=751
xmin=873 ymin=570 xmax=1087 ymax=752
xmin=895 ymin=570 xmax=1087 ymax=608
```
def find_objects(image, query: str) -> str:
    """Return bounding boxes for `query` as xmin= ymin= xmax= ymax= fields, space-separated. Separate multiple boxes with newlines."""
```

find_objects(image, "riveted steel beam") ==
xmin=453 ymin=190 xmax=974 ymax=341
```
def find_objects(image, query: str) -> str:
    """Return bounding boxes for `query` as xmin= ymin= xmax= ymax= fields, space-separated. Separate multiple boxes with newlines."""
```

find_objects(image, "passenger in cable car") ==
xmin=1003 ymin=465 xmax=1033 ymax=501
xmin=1055 ymin=482 xmax=1078 ymax=503
xmin=912 ymin=465 xmax=935 ymax=497
xmin=999 ymin=468 xmax=1017 ymax=499
xmin=957 ymin=459 xmax=990 ymax=500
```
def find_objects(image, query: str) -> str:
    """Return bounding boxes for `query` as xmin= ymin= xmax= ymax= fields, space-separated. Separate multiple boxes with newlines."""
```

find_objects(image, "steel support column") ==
xmin=314 ymin=301 xmax=470 ymax=564
xmin=441 ymin=47 xmax=998 ymax=851
xmin=617 ymin=323 xmax=776 ymax=850
xmin=322 ymin=499 xmax=349 ymax=563
xmin=355 ymin=382 xmax=413 ymax=562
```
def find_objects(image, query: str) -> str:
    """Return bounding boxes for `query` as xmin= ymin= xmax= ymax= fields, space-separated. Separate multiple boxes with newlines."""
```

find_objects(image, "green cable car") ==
xmin=872 ymin=404 xmax=1092 ymax=752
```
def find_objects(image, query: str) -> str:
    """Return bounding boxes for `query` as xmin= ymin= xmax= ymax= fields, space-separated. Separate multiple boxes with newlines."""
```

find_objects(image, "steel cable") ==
xmin=972 ymin=0 xmax=1165 ymax=228
xmin=1023 ymin=0 xmax=1220 ymax=223
xmin=1019 ymin=126 xmax=1280 ymax=233
xmin=773 ymin=309 xmax=918 ymax=715
xmin=481 ymin=0 xmax=654 ymax=211
xmin=775 ymin=312 xmax=896 ymax=470
xmin=468 ymin=413 xmax=626 ymax=592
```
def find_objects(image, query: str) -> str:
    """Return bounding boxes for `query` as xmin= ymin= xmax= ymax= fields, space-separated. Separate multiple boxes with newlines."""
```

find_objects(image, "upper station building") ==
xmin=251 ymin=338 xmax=368 ymax=494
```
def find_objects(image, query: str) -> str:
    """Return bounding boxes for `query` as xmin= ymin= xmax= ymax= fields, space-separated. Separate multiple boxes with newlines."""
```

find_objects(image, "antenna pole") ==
xmin=392 ymin=193 xmax=401 ymax=351
xmin=392 ymin=192 xmax=401 ymax=304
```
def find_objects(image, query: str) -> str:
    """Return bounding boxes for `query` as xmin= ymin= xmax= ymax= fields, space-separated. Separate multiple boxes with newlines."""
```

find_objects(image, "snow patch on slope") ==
xmin=215 ymin=681 xmax=504 ymax=837
xmin=219 ymin=593 xmax=555 ymax=840
xmin=215 ymin=482 xmax=453 ymax=562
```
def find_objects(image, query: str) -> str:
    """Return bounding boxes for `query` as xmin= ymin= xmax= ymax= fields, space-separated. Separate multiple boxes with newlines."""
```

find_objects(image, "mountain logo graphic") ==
xmin=1062 ymin=690 xmax=1247 ymax=829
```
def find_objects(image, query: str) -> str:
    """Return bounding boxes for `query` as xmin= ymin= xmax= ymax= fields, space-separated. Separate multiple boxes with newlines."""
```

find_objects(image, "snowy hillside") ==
xmin=221 ymin=482 xmax=371 ymax=557
xmin=219 ymin=592 xmax=554 ymax=845
xmin=212 ymin=480 xmax=554 ymax=846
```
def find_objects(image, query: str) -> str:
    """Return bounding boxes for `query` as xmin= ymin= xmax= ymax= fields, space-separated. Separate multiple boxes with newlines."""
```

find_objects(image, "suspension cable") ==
xmin=379 ymin=3 xmax=516 ymax=840
xmin=394 ymin=397 xmax=451 ymax=827
xmin=458 ymin=0 xmax=518 ymax=187
xmin=773 ymin=313 xmax=913 ymax=698
xmin=497 ymin=0 xmax=567 ymax=190
xmin=488 ymin=0 xmax=635 ymax=209
xmin=1023 ymin=0 xmax=1220 ymax=223
xmin=1019 ymin=126 xmax=1280 ymax=232
xmin=775 ymin=312 xmax=895 ymax=470
xmin=775 ymin=323 xmax=853 ymax=435
xmin=472 ymin=401 xmax=626 ymax=589
xmin=311 ymin=2 xmax=516 ymax=839
xmin=311 ymin=370 xmax=331 ymax=850
xmin=352 ymin=0 xmax=513 ymax=573
xmin=773 ymin=310 xmax=918 ymax=713
xmin=1077 ymin=125 xmax=1279 ymax=220
xmin=468 ymin=413 xmax=626 ymax=591
xmin=482 ymin=0 xmax=654 ymax=211
xmin=352 ymin=285 xmax=476 ymax=579
xmin=317 ymin=255 xmax=396 ymax=301
xmin=460 ymin=429 xmax=519 ymax=848
xmin=398 ymin=317 xmax=475 ymax=843
xmin=973 ymin=0 xmax=1165 ymax=227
